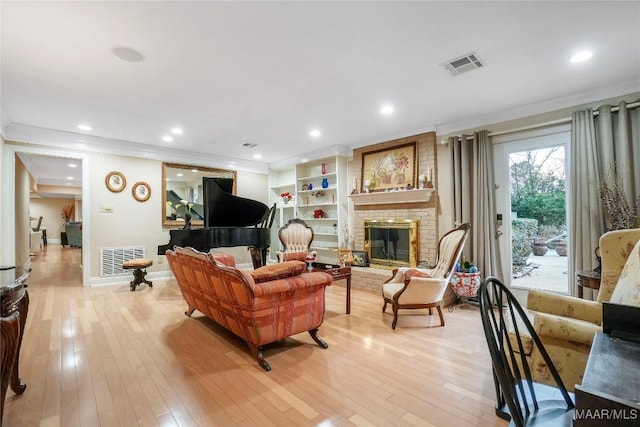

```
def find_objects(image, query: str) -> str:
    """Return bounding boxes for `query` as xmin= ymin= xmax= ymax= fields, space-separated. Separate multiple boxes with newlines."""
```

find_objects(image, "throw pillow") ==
xmin=250 ymin=261 xmax=306 ymax=283
xmin=282 ymin=251 xmax=308 ymax=262
xmin=610 ymin=238 xmax=640 ymax=307
xmin=404 ymin=268 xmax=431 ymax=280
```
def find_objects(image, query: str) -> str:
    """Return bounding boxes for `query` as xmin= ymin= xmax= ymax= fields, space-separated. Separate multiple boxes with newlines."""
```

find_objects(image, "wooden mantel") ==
xmin=349 ymin=188 xmax=434 ymax=206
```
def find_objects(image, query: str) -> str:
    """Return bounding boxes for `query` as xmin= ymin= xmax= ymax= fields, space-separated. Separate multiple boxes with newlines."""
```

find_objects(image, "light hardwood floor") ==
xmin=4 ymin=246 xmax=507 ymax=427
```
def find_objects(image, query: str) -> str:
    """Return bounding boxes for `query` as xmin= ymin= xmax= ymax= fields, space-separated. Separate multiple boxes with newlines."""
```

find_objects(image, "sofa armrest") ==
xmin=527 ymin=289 xmax=602 ymax=325
xmin=533 ymin=311 xmax=601 ymax=346
xmin=250 ymin=261 xmax=307 ymax=283
xmin=251 ymin=271 xmax=333 ymax=297
xmin=212 ymin=253 xmax=236 ymax=268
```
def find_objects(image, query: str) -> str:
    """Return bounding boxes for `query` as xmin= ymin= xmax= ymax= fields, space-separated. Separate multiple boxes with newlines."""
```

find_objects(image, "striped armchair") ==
xmin=166 ymin=246 xmax=333 ymax=371
xmin=382 ymin=223 xmax=471 ymax=328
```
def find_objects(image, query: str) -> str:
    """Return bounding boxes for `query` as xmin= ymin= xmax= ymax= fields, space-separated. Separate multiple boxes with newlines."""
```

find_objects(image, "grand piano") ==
xmin=158 ymin=177 xmax=273 ymax=268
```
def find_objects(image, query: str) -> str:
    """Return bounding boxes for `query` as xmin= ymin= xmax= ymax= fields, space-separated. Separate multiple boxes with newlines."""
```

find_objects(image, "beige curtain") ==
xmin=570 ymin=100 xmax=640 ymax=297
xmin=448 ymin=130 xmax=502 ymax=279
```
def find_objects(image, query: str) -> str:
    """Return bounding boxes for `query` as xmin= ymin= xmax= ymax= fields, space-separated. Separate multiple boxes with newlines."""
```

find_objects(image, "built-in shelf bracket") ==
xmin=349 ymin=188 xmax=434 ymax=206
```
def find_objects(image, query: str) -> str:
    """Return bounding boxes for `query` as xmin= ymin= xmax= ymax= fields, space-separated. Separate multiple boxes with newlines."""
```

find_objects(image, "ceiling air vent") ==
xmin=441 ymin=52 xmax=486 ymax=76
xmin=241 ymin=142 xmax=259 ymax=148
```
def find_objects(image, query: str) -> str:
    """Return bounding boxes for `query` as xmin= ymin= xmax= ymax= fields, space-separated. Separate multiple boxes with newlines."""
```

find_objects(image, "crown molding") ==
xmin=436 ymin=81 xmax=640 ymax=138
xmin=4 ymin=123 xmax=269 ymax=174
xmin=269 ymin=144 xmax=353 ymax=169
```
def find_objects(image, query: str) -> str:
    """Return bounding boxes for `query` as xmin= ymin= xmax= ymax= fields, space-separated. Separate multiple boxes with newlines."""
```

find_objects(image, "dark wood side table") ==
xmin=575 ymin=332 xmax=640 ymax=426
xmin=308 ymin=262 xmax=352 ymax=314
xmin=1 ymin=266 xmax=29 ymax=426
xmin=576 ymin=270 xmax=601 ymax=299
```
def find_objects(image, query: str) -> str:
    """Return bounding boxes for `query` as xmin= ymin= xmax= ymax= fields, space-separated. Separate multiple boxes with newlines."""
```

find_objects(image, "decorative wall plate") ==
xmin=105 ymin=171 xmax=126 ymax=192
xmin=132 ymin=181 xmax=151 ymax=202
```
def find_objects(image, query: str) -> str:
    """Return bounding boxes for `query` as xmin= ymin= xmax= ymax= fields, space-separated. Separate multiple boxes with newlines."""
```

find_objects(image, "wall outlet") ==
xmin=157 ymin=256 xmax=164 ymax=264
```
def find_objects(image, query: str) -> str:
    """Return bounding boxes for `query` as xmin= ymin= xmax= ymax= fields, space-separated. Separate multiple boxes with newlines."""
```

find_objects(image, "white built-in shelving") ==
xmin=268 ymin=154 xmax=347 ymax=264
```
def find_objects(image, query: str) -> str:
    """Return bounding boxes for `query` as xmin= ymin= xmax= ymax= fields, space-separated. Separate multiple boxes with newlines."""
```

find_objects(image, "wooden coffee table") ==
xmin=309 ymin=262 xmax=352 ymax=314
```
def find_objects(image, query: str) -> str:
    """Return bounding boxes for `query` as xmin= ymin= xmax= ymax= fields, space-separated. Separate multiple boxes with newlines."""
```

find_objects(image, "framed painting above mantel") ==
xmin=361 ymin=142 xmax=417 ymax=193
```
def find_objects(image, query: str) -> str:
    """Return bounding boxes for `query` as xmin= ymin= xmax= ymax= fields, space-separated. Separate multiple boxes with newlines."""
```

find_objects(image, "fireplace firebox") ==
xmin=364 ymin=219 xmax=419 ymax=268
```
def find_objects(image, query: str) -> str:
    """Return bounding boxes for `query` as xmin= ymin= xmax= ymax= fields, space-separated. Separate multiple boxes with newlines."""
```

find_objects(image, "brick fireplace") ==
xmin=350 ymin=132 xmax=438 ymax=267
xmin=345 ymin=132 xmax=442 ymax=297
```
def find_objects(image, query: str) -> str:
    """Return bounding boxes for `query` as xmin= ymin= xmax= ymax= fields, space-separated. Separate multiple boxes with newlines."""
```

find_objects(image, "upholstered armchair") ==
xmin=276 ymin=218 xmax=317 ymax=263
xmin=64 ymin=221 xmax=82 ymax=248
xmin=382 ymin=223 xmax=471 ymax=328
xmin=524 ymin=227 xmax=640 ymax=390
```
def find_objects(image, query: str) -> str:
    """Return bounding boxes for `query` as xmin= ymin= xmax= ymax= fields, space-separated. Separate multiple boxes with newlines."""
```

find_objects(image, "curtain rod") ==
xmin=480 ymin=100 xmax=640 ymax=139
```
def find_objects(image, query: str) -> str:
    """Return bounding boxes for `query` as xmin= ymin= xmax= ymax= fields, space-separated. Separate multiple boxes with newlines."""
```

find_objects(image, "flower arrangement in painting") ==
xmin=366 ymin=148 xmax=412 ymax=190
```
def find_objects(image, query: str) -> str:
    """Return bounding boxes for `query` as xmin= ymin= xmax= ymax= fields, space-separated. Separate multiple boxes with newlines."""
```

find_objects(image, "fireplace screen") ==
xmin=364 ymin=219 xmax=419 ymax=267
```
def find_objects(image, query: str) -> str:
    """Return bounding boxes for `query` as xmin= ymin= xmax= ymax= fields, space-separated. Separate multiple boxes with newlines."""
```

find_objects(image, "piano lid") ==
xmin=203 ymin=177 xmax=269 ymax=227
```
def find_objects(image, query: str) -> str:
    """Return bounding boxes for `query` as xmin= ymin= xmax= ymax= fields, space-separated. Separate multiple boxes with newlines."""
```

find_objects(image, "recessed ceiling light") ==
xmin=191 ymin=169 xmax=198 ymax=173
xmin=310 ymin=129 xmax=321 ymax=138
xmin=112 ymin=46 xmax=145 ymax=63
xmin=253 ymin=154 xmax=262 ymax=159
xmin=166 ymin=178 xmax=170 ymax=181
xmin=380 ymin=105 xmax=394 ymax=115
xmin=176 ymin=173 xmax=184 ymax=177
xmin=77 ymin=124 xmax=92 ymax=131
xmin=68 ymin=163 xmax=77 ymax=168
xmin=171 ymin=127 xmax=183 ymax=135
xmin=67 ymin=176 xmax=74 ymax=180
xmin=162 ymin=135 xmax=173 ymax=142
xmin=570 ymin=50 xmax=593 ymax=63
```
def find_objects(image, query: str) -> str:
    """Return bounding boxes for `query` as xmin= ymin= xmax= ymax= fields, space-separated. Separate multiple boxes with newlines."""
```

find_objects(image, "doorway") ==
xmin=2 ymin=144 xmax=90 ymax=286
xmin=493 ymin=126 xmax=571 ymax=294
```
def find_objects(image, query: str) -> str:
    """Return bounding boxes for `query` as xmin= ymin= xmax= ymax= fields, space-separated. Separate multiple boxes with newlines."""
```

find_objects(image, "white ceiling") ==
xmin=2 ymin=1 xmax=640 ymax=187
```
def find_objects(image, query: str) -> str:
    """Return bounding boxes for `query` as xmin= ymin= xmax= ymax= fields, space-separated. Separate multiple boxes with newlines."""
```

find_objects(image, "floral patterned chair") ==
xmin=523 ymin=228 xmax=640 ymax=390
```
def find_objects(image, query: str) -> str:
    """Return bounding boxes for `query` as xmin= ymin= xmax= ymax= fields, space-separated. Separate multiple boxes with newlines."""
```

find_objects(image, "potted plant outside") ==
xmin=531 ymin=237 xmax=548 ymax=256
xmin=451 ymin=261 xmax=481 ymax=297
xmin=555 ymin=239 xmax=567 ymax=256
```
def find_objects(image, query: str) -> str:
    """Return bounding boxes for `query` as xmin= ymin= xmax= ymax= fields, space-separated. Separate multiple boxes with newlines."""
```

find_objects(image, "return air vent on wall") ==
xmin=441 ymin=52 xmax=486 ymax=76
xmin=100 ymin=246 xmax=146 ymax=277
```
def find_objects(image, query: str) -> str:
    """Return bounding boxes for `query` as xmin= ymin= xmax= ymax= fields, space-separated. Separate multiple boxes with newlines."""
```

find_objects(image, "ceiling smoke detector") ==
xmin=441 ymin=52 xmax=486 ymax=76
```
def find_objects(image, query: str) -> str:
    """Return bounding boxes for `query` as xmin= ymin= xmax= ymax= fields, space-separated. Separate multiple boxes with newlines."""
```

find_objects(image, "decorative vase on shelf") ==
xmin=182 ymin=213 xmax=192 ymax=230
xmin=321 ymin=163 xmax=327 ymax=175
xmin=321 ymin=178 xmax=329 ymax=189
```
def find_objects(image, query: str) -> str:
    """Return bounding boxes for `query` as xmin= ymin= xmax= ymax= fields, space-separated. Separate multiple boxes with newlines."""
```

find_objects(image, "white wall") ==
xmin=2 ymin=143 xmax=269 ymax=283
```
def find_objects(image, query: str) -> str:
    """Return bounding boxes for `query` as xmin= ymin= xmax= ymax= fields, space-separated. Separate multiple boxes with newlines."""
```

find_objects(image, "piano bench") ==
xmin=123 ymin=258 xmax=153 ymax=291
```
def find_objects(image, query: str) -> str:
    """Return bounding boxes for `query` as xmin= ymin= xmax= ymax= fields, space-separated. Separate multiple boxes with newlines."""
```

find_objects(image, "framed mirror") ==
xmin=162 ymin=162 xmax=237 ymax=227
